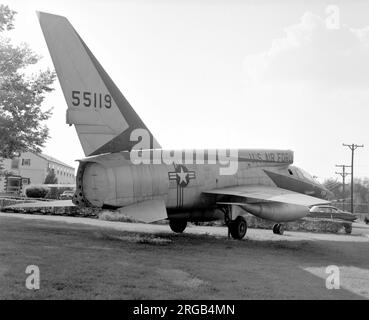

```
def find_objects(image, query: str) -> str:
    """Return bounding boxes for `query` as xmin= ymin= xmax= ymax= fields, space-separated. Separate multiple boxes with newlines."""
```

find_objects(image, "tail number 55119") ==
xmin=71 ymin=90 xmax=112 ymax=109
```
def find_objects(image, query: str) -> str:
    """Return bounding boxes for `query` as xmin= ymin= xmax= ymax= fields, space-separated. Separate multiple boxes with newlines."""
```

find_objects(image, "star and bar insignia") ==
xmin=168 ymin=164 xmax=196 ymax=207
xmin=168 ymin=164 xmax=196 ymax=187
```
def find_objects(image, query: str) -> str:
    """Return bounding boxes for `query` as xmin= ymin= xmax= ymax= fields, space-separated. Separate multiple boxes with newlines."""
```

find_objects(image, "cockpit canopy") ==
xmin=287 ymin=166 xmax=318 ymax=184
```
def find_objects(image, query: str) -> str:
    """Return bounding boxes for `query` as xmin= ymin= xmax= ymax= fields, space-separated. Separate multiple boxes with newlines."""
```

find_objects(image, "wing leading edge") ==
xmin=203 ymin=185 xmax=330 ymax=207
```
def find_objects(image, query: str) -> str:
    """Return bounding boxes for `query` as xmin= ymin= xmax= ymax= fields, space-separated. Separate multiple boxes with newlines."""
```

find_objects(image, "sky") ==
xmin=2 ymin=0 xmax=369 ymax=181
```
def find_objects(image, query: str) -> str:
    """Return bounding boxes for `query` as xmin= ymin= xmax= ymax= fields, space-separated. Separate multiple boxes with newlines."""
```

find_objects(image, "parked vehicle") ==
xmin=59 ymin=190 xmax=75 ymax=200
xmin=308 ymin=205 xmax=357 ymax=222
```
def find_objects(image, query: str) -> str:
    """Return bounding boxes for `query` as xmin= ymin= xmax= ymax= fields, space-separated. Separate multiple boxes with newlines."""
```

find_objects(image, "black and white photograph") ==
xmin=1 ymin=0 xmax=369 ymax=307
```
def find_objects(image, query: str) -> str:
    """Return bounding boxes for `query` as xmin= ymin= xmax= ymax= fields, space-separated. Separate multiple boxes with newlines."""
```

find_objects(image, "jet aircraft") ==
xmin=37 ymin=12 xmax=330 ymax=239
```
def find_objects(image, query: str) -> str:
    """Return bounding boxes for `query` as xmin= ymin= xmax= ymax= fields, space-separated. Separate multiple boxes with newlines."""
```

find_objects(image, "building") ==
xmin=0 ymin=152 xmax=76 ymax=194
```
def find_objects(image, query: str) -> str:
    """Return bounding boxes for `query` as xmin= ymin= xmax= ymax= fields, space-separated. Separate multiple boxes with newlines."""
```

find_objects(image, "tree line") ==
xmin=323 ymin=178 xmax=369 ymax=213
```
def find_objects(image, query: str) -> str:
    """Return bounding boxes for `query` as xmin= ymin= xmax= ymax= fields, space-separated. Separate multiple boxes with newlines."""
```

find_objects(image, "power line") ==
xmin=343 ymin=143 xmax=364 ymax=213
xmin=335 ymin=164 xmax=351 ymax=211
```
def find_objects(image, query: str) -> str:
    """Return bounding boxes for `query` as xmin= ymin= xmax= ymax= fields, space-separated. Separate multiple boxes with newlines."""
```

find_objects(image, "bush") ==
xmin=25 ymin=186 xmax=49 ymax=198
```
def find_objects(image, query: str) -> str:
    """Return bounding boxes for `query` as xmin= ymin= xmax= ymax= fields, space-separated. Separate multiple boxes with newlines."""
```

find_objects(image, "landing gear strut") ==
xmin=169 ymin=219 xmax=187 ymax=233
xmin=273 ymin=223 xmax=284 ymax=235
xmin=220 ymin=205 xmax=247 ymax=240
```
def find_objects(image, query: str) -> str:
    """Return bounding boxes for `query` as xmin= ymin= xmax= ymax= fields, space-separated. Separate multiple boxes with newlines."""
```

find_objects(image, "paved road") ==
xmin=3 ymin=200 xmax=74 ymax=208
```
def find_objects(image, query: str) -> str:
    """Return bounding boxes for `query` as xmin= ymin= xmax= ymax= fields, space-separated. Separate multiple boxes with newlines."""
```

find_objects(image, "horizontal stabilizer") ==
xmin=116 ymin=199 xmax=168 ymax=223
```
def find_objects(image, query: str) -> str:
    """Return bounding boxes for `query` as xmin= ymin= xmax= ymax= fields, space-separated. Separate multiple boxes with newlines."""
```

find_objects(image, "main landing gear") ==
xmin=273 ymin=223 xmax=284 ymax=235
xmin=229 ymin=216 xmax=248 ymax=240
xmin=169 ymin=219 xmax=187 ymax=233
xmin=221 ymin=205 xmax=247 ymax=240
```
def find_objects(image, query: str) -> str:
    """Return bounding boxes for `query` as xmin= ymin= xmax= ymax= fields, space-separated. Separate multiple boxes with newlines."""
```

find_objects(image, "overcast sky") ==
xmin=2 ymin=0 xmax=369 ymax=181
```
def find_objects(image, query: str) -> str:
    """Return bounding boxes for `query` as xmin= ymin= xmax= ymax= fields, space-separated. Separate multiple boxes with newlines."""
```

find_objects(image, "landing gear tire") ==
xmin=169 ymin=220 xmax=187 ymax=233
xmin=229 ymin=216 xmax=247 ymax=240
xmin=273 ymin=223 xmax=284 ymax=235
xmin=344 ymin=224 xmax=352 ymax=234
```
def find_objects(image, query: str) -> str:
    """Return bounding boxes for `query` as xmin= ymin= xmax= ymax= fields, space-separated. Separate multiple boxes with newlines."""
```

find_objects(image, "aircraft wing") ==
xmin=203 ymin=185 xmax=330 ymax=207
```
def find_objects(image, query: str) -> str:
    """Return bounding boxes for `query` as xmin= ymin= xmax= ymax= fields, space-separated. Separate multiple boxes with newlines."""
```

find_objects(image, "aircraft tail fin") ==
xmin=37 ymin=11 xmax=161 ymax=156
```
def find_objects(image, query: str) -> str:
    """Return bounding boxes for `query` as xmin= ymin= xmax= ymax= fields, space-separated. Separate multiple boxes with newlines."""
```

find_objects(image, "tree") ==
xmin=0 ymin=5 xmax=15 ymax=32
xmin=44 ymin=169 xmax=58 ymax=184
xmin=0 ymin=4 xmax=56 ymax=160
xmin=323 ymin=178 xmax=342 ymax=198
xmin=324 ymin=177 xmax=369 ymax=213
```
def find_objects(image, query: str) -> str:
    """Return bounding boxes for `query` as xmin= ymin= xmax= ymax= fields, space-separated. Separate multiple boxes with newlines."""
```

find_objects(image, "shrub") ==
xmin=25 ymin=186 xmax=49 ymax=198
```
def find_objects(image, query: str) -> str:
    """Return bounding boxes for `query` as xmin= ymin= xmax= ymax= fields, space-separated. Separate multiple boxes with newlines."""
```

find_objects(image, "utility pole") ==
xmin=335 ymin=164 xmax=351 ymax=211
xmin=343 ymin=143 xmax=364 ymax=213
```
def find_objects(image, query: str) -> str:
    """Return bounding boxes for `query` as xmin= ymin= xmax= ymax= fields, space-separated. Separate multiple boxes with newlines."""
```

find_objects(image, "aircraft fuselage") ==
xmin=73 ymin=149 xmax=328 ymax=222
